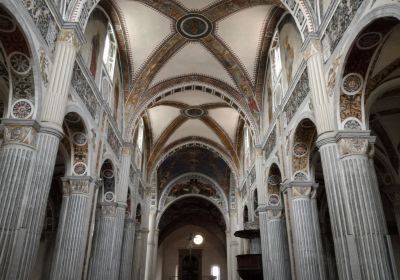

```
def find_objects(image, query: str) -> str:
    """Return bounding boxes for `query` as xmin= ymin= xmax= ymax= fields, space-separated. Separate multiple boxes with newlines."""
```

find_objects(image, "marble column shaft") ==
xmin=305 ymin=37 xmax=358 ymax=280
xmin=89 ymin=203 xmax=126 ymax=280
xmin=144 ymin=210 xmax=157 ymax=280
xmin=49 ymin=177 xmax=94 ymax=280
xmin=260 ymin=207 xmax=291 ymax=280
xmin=2 ymin=29 xmax=80 ymax=279
xmin=0 ymin=120 xmax=39 ymax=279
xmin=337 ymin=134 xmax=394 ymax=279
xmin=286 ymin=182 xmax=326 ymax=280
xmin=119 ymin=218 xmax=136 ymax=280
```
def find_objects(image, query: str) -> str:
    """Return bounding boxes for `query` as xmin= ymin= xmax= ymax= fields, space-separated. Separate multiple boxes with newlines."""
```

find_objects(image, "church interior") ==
xmin=0 ymin=0 xmax=400 ymax=279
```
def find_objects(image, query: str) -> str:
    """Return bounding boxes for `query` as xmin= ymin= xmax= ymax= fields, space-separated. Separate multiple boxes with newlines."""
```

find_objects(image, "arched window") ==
xmin=135 ymin=119 xmax=144 ymax=169
xmin=102 ymin=23 xmax=117 ymax=77
xmin=270 ymin=32 xmax=282 ymax=84
xmin=243 ymin=126 xmax=252 ymax=172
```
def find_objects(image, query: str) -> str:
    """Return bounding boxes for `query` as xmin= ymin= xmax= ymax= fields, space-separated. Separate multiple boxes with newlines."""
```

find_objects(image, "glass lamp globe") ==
xmin=193 ymin=234 xmax=203 ymax=245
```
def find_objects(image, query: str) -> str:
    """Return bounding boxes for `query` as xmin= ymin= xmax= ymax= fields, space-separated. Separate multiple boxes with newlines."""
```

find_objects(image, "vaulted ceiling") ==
xmin=107 ymin=0 xmax=285 ymax=187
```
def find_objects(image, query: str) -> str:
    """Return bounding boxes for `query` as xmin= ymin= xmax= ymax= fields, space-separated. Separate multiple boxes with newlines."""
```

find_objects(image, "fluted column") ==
xmin=119 ymin=217 xmax=136 ymax=280
xmin=0 ymin=119 xmax=39 ymax=278
xmin=305 ymin=37 xmax=356 ymax=280
xmin=336 ymin=132 xmax=394 ymax=279
xmin=304 ymin=38 xmax=335 ymax=134
xmin=50 ymin=176 xmax=95 ymax=279
xmin=2 ymin=28 xmax=81 ymax=280
xmin=144 ymin=210 xmax=157 ymax=280
xmin=284 ymin=181 xmax=326 ymax=280
xmin=88 ymin=202 xmax=126 ymax=280
xmin=259 ymin=206 xmax=291 ymax=280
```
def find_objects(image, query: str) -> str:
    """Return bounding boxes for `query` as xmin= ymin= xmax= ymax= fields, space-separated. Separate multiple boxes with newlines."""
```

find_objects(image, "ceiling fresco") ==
xmin=157 ymin=146 xmax=231 ymax=193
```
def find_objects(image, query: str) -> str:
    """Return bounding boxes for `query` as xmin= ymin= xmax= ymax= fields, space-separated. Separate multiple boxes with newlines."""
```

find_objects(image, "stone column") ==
xmin=260 ymin=206 xmax=291 ymax=280
xmin=284 ymin=181 xmax=326 ymax=280
xmin=0 ymin=119 xmax=39 ymax=278
xmin=144 ymin=210 xmax=157 ymax=280
xmin=2 ymin=28 xmax=82 ymax=280
xmin=336 ymin=132 xmax=394 ymax=279
xmin=119 ymin=217 xmax=136 ymax=280
xmin=305 ymin=37 xmax=357 ymax=280
xmin=88 ymin=202 xmax=126 ymax=280
xmin=50 ymin=176 xmax=95 ymax=279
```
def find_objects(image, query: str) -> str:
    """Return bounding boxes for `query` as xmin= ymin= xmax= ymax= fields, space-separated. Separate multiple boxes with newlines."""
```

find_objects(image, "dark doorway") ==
xmin=179 ymin=249 xmax=202 ymax=280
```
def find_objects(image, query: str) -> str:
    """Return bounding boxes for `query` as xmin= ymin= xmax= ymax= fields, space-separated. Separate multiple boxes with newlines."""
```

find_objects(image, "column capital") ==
xmin=282 ymin=180 xmax=318 ymax=199
xmin=2 ymin=118 xmax=40 ymax=147
xmin=303 ymin=37 xmax=322 ymax=60
xmin=122 ymin=143 xmax=135 ymax=155
xmin=57 ymin=24 xmax=85 ymax=49
xmin=336 ymin=130 xmax=375 ymax=157
xmin=61 ymin=176 xmax=95 ymax=195
xmin=99 ymin=202 xmax=118 ymax=216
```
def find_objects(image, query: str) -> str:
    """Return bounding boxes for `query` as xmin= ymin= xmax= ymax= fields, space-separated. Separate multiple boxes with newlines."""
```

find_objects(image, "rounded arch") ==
xmin=0 ymin=3 xmax=43 ymax=121
xmin=290 ymin=117 xmax=317 ymax=181
xmin=335 ymin=8 xmax=400 ymax=130
xmin=151 ymin=139 xmax=238 ymax=180
xmin=99 ymin=158 xmax=116 ymax=203
xmin=135 ymin=203 xmax=142 ymax=225
xmin=158 ymin=172 xmax=229 ymax=213
xmin=126 ymin=80 xmax=260 ymax=142
xmin=62 ymin=112 xmax=91 ymax=176
xmin=243 ymin=205 xmax=249 ymax=224
xmin=266 ymin=162 xmax=283 ymax=207
xmin=156 ymin=194 xmax=229 ymax=231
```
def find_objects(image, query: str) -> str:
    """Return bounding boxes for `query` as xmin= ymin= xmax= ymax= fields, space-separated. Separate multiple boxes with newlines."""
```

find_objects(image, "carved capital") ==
xmin=99 ymin=202 xmax=117 ymax=216
xmin=283 ymin=181 xmax=318 ymax=199
xmin=303 ymin=39 xmax=322 ymax=60
xmin=57 ymin=29 xmax=80 ymax=49
xmin=336 ymin=131 xmax=374 ymax=157
xmin=267 ymin=208 xmax=283 ymax=220
xmin=62 ymin=176 xmax=93 ymax=195
xmin=2 ymin=119 xmax=40 ymax=147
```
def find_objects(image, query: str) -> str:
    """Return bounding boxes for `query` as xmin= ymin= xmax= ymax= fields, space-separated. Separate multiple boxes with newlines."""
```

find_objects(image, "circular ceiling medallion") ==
xmin=177 ymin=14 xmax=213 ymax=39
xmin=342 ymin=73 xmax=363 ymax=95
xmin=183 ymin=107 xmax=206 ymax=118
xmin=356 ymin=32 xmax=382 ymax=50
